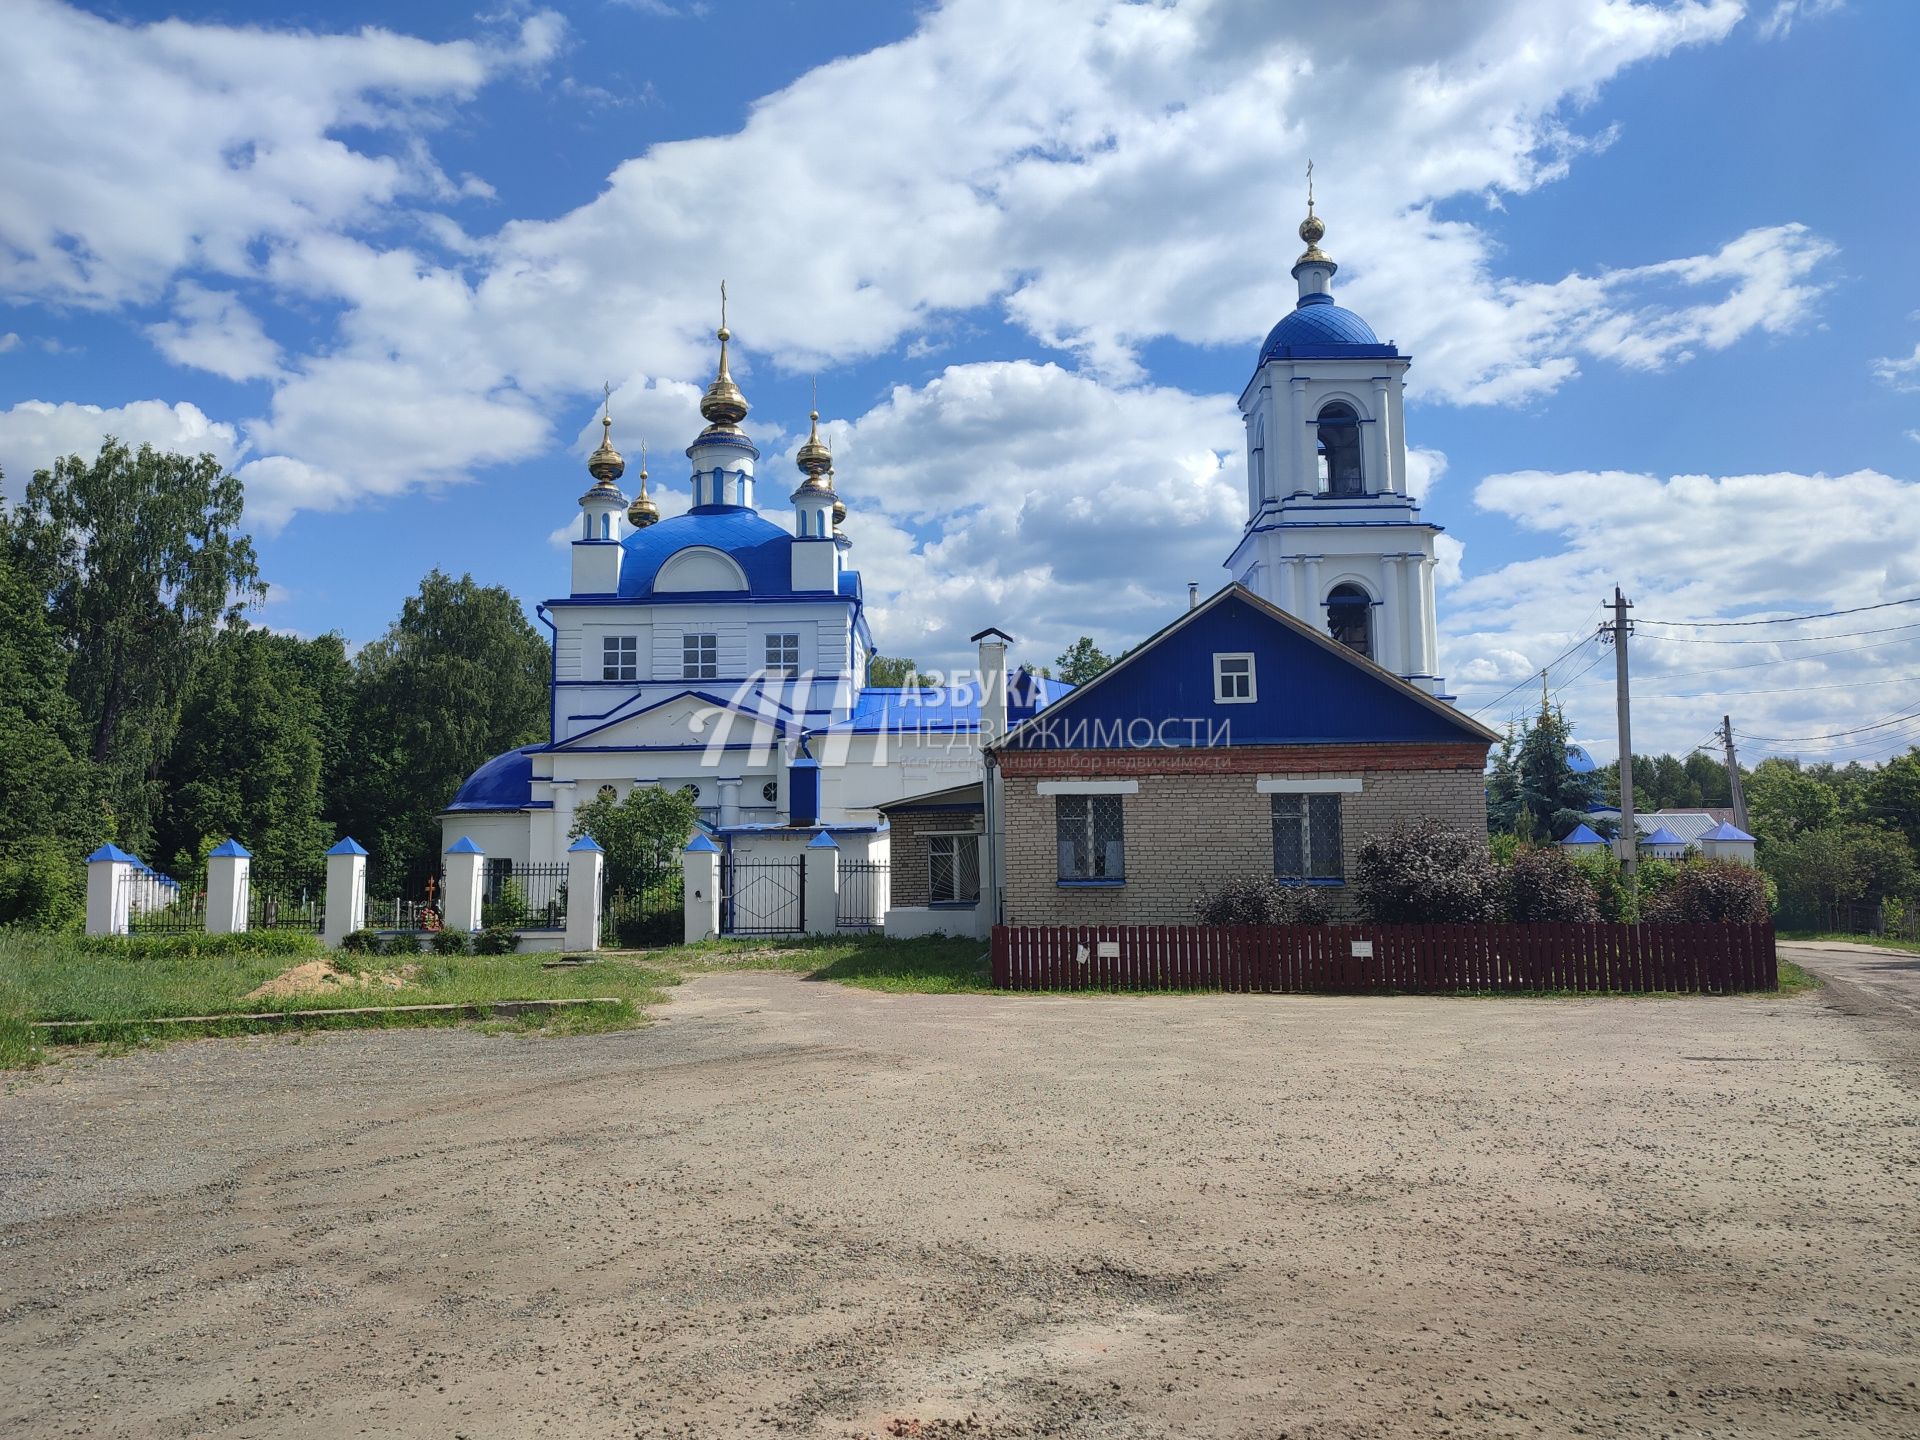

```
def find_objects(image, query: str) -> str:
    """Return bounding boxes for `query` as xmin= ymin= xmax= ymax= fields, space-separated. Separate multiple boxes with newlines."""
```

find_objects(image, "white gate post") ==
xmin=442 ymin=836 xmax=485 ymax=934
xmin=324 ymin=838 xmax=368 ymax=947
xmin=805 ymin=829 xmax=840 ymax=935
xmin=682 ymin=835 xmax=720 ymax=944
xmin=564 ymin=836 xmax=605 ymax=952
xmin=205 ymin=838 xmax=251 ymax=935
xmin=84 ymin=844 xmax=135 ymax=937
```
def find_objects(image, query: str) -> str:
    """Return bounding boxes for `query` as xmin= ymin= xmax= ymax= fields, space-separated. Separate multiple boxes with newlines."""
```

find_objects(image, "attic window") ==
xmin=1213 ymin=652 xmax=1256 ymax=704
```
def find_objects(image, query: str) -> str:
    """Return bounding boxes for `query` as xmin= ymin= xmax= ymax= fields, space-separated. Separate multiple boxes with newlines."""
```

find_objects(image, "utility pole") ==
xmin=1607 ymin=586 xmax=1637 ymax=881
xmin=1720 ymin=715 xmax=1751 ymax=833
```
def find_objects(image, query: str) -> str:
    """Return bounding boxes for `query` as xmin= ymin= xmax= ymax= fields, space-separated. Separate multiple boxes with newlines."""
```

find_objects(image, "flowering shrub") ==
xmin=1193 ymin=876 xmax=1331 ymax=926
xmin=1354 ymin=821 xmax=1504 ymax=923
xmin=1641 ymin=859 xmax=1771 ymax=924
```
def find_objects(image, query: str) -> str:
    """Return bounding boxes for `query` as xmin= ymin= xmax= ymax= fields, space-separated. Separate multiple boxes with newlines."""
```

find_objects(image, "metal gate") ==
xmin=723 ymin=854 xmax=804 ymax=935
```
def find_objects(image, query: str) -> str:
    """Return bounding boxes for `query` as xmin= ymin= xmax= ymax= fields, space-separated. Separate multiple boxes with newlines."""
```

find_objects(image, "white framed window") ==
xmin=602 ymin=634 xmax=638 ymax=681
xmin=682 ymin=633 xmax=718 ymax=680
xmin=765 ymin=632 xmax=800 ymax=675
xmin=1272 ymin=793 xmax=1344 ymax=881
xmin=1214 ymin=652 xmax=1256 ymax=703
xmin=927 ymin=833 xmax=981 ymax=905
xmin=1056 ymin=793 xmax=1125 ymax=881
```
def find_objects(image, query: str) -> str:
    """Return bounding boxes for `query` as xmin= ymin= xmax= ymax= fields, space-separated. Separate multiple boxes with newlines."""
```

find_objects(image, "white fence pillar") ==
xmin=205 ymin=838 xmax=251 ymax=935
xmin=442 ymin=836 xmax=485 ymax=934
xmin=84 ymin=844 xmax=135 ymax=937
xmin=682 ymin=835 xmax=720 ymax=944
xmin=805 ymin=830 xmax=840 ymax=935
xmin=323 ymin=838 xmax=368 ymax=948
xmin=564 ymin=836 xmax=605 ymax=952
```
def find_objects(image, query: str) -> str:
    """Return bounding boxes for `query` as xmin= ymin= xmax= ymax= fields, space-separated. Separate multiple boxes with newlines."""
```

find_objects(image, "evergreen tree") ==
xmin=1512 ymin=697 xmax=1599 ymax=842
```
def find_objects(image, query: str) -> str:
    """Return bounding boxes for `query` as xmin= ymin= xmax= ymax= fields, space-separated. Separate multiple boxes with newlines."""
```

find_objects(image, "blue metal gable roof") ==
xmin=824 ymin=674 xmax=1076 ymax=734
xmin=1001 ymin=588 xmax=1492 ymax=750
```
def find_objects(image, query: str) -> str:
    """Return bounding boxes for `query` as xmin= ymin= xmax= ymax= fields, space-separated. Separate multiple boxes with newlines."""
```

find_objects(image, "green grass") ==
xmin=1779 ymin=929 xmax=1920 ymax=956
xmin=0 ymin=929 xmax=679 ymax=1065
xmin=1776 ymin=959 xmax=1820 ymax=994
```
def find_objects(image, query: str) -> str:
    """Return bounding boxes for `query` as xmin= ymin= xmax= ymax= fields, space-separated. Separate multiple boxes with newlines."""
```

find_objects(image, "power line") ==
xmin=1738 ymin=705 xmax=1920 ymax=745
xmin=1636 ymin=594 xmax=1920 ymax=628
xmin=1637 ymin=620 xmax=1920 ymax=646
xmin=1623 ymin=631 xmax=1920 ymax=682
xmin=1625 ymin=670 xmax=1920 ymax=702
xmin=1462 ymin=631 xmax=1603 ymax=718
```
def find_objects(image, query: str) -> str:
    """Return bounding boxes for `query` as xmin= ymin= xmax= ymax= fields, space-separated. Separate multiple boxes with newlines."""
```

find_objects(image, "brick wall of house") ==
xmin=885 ymin=806 xmax=985 ymax=907
xmin=1000 ymin=757 xmax=1487 ymax=925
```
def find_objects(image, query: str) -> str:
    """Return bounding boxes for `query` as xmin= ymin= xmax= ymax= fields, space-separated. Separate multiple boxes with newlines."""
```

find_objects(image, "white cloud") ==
xmin=145 ymin=283 xmax=282 ymax=382
xmin=1872 ymin=341 xmax=1920 ymax=393
xmin=1446 ymin=466 xmax=1920 ymax=759
xmin=0 ymin=398 xmax=240 ymax=504
xmin=1757 ymin=0 xmax=1845 ymax=41
xmin=0 ymin=332 xmax=19 ymax=353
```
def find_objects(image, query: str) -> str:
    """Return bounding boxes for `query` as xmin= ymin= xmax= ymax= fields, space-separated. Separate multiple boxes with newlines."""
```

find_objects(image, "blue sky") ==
xmin=2 ymin=0 xmax=1917 ymax=765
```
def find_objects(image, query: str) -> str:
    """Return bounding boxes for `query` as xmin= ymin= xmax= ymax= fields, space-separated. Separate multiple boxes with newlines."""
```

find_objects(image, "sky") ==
xmin=2 ymin=0 xmax=1917 ymax=769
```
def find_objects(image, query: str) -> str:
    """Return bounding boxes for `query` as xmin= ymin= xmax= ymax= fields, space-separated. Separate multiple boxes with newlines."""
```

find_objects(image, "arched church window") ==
xmin=1316 ymin=402 xmax=1364 ymax=496
xmin=1327 ymin=583 xmax=1374 ymax=659
xmin=1249 ymin=416 xmax=1265 ymax=510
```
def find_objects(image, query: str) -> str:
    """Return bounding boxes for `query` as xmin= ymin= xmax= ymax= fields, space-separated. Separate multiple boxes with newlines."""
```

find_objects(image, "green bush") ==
xmin=1192 ymin=876 xmax=1330 ymax=925
xmin=430 ymin=928 xmax=470 ymax=956
xmin=1642 ymin=859 xmax=1771 ymax=924
xmin=1569 ymin=851 xmax=1634 ymax=921
xmin=612 ymin=908 xmax=681 ymax=949
xmin=379 ymin=932 xmax=423 ymax=958
xmin=1504 ymin=847 xmax=1600 ymax=923
xmin=473 ymin=924 xmax=518 ymax=955
xmin=1354 ymin=820 xmax=1504 ymax=923
xmin=0 ymin=840 xmax=85 ymax=930
xmin=339 ymin=929 xmax=381 ymax=955
xmin=77 ymin=930 xmax=323 ymax=961
xmin=482 ymin=878 xmax=529 ymax=930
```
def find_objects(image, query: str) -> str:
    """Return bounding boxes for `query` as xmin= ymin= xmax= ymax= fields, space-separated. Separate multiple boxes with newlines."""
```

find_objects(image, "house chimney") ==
xmin=1187 ymin=581 xmax=1199 ymax=610
xmin=971 ymin=627 xmax=1012 ymax=742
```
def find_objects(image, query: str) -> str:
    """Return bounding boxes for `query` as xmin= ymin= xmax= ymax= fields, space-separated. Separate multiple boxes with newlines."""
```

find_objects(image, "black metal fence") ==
xmin=122 ymin=866 xmax=205 ymax=934
xmin=837 ymin=860 xmax=888 ymax=931
xmin=601 ymin=869 xmax=678 ymax=948
xmin=493 ymin=861 xmax=567 ymax=931
xmin=724 ymin=855 xmax=804 ymax=935
xmin=247 ymin=866 xmax=325 ymax=932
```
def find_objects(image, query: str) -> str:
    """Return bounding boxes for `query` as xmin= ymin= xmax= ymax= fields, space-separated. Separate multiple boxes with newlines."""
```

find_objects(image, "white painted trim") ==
xmin=1257 ymin=776 xmax=1363 ymax=794
xmin=1213 ymin=651 xmax=1257 ymax=704
xmin=1036 ymin=779 xmax=1140 ymax=795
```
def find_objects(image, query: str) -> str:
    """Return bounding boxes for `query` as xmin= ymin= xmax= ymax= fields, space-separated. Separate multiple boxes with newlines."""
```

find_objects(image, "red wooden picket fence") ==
xmin=990 ymin=922 xmax=1777 ymax=995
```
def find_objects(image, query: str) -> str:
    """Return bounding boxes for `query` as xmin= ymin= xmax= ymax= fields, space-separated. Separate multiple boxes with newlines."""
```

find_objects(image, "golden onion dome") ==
xmin=699 ymin=325 xmax=750 ymax=429
xmin=625 ymin=447 xmax=658 ymax=528
xmin=795 ymin=408 xmax=832 ymax=479
xmin=587 ymin=413 xmax=625 ymax=483
xmin=1294 ymin=161 xmax=1333 ymax=269
xmin=831 ymin=495 xmax=847 ymax=528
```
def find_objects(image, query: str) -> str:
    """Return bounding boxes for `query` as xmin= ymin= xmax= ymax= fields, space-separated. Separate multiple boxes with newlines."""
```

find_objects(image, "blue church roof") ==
xmin=1700 ymin=820 xmax=1755 ymax=842
xmin=616 ymin=508 xmax=796 ymax=599
xmin=824 ymin=673 xmax=1076 ymax=734
xmin=447 ymin=744 xmax=540 ymax=812
xmin=1558 ymin=823 xmax=1607 ymax=846
xmin=1258 ymin=294 xmax=1398 ymax=363
xmin=1642 ymin=825 xmax=1687 ymax=846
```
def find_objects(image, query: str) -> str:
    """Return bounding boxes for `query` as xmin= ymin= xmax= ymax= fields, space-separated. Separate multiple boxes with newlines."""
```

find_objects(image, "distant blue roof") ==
xmin=446 ymin=744 xmax=540 ymax=812
xmin=1258 ymin=293 xmax=1398 ymax=363
xmin=1700 ymin=820 xmax=1755 ymax=842
xmin=1565 ymin=743 xmax=1597 ymax=774
xmin=1641 ymin=825 xmax=1687 ymax=846
xmin=824 ymin=676 xmax=1075 ymax=734
xmin=1559 ymin=823 xmax=1607 ymax=846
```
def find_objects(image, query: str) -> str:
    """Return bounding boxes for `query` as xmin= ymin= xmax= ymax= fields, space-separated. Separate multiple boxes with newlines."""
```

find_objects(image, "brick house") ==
xmin=874 ymin=781 xmax=989 ymax=938
xmin=986 ymin=584 xmax=1497 ymax=924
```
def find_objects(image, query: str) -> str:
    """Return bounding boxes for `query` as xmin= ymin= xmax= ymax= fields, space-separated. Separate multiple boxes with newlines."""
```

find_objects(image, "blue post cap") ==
xmin=326 ymin=837 xmax=369 ymax=857
xmin=445 ymin=836 xmax=485 ymax=855
xmin=85 ymin=843 xmax=137 ymax=864
xmin=568 ymin=835 xmax=604 ymax=853
xmin=806 ymin=828 xmax=840 ymax=849
xmin=208 ymin=838 xmax=252 ymax=859
xmin=683 ymin=834 xmax=720 ymax=854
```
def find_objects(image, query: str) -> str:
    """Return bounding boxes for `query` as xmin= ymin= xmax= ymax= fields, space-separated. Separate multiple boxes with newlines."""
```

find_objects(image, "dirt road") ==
xmin=4 ymin=974 xmax=1919 ymax=1438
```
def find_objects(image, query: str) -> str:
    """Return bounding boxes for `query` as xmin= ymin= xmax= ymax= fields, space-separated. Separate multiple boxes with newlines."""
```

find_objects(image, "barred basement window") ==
xmin=602 ymin=634 xmax=638 ymax=681
xmin=1272 ymin=792 xmax=1344 ymax=881
xmin=1056 ymin=793 xmax=1125 ymax=881
xmin=928 ymin=833 xmax=981 ymax=904
xmin=765 ymin=632 xmax=800 ymax=675
xmin=682 ymin=632 xmax=718 ymax=680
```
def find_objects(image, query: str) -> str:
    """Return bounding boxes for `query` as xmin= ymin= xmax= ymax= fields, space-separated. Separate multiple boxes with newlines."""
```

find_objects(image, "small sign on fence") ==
xmin=1097 ymin=941 xmax=1120 ymax=958
xmin=1351 ymin=940 xmax=1374 ymax=958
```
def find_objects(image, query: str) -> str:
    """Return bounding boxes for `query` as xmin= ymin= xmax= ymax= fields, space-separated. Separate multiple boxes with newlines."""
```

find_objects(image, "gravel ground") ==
xmin=3 ymin=971 xmax=1919 ymax=1439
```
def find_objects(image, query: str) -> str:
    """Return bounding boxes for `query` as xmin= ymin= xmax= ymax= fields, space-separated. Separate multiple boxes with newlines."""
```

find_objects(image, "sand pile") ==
xmin=243 ymin=960 xmax=417 ymax=1002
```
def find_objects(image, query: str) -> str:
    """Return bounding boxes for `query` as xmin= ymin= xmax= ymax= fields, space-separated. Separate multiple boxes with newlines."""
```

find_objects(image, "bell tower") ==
xmin=1225 ymin=168 xmax=1449 ymax=697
